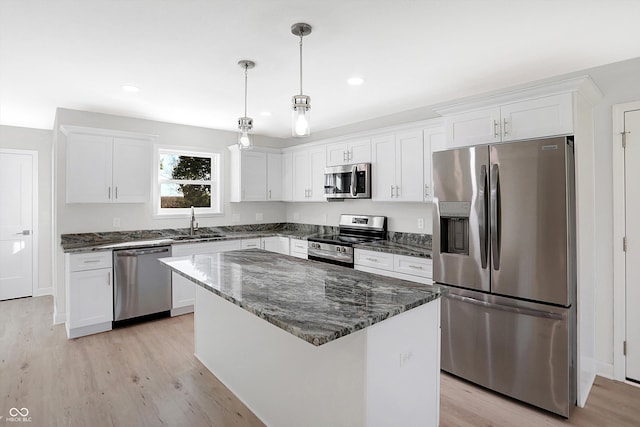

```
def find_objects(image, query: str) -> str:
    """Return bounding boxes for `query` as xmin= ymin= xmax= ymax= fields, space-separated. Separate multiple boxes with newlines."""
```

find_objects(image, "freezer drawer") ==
xmin=441 ymin=287 xmax=575 ymax=417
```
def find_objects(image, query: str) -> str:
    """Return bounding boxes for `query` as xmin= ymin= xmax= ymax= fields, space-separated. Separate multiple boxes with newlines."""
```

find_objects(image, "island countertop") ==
xmin=159 ymin=249 xmax=442 ymax=346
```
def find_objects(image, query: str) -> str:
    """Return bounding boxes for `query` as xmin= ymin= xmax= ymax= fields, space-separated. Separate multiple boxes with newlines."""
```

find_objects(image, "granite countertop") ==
xmin=60 ymin=224 xmax=330 ymax=253
xmin=159 ymin=249 xmax=442 ymax=346
xmin=354 ymin=240 xmax=432 ymax=259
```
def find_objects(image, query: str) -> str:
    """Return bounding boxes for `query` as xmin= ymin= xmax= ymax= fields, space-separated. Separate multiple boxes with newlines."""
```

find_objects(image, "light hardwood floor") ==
xmin=2 ymin=296 xmax=639 ymax=426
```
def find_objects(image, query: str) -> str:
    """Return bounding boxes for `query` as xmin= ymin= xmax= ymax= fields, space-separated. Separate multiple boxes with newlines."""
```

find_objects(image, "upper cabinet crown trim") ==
xmin=433 ymin=75 xmax=603 ymax=116
xmin=281 ymin=117 xmax=444 ymax=153
xmin=60 ymin=125 xmax=158 ymax=141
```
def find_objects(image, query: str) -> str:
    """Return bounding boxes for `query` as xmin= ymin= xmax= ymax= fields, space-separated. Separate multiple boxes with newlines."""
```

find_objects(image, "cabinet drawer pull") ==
xmin=83 ymin=259 xmax=101 ymax=264
xmin=366 ymin=257 xmax=379 ymax=262
xmin=408 ymin=265 xmax=423 ymax=270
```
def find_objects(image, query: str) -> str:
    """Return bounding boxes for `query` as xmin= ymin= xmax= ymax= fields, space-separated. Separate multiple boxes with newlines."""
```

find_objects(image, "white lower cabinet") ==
xmin=261 ymin=236 xmax=290 ymax=255
xmin=354 ymin=249 xmax=433 ymax=285
xmin=290 ymin=238 xmax=308 ymax=259
xmin=171 ymin=240 xmax=242 ymax=315
xmin=65 ymin=251 xmax=113 ymax=338
xmin=243 ymin=237 xmax=290 ymax=255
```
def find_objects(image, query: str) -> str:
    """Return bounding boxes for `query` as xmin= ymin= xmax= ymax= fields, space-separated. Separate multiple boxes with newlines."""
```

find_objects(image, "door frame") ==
xmin=0 ymin=148 xmax=38 ymax=298
xmin=612 ymin=101 xmax=640 ymax=382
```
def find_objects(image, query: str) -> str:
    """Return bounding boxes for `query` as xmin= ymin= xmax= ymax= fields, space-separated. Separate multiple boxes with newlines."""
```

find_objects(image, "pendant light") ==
xmin=291 ymin=23 xmax=312 ymax=137
xmin=237 ymin=60 xmax=255 ymax=150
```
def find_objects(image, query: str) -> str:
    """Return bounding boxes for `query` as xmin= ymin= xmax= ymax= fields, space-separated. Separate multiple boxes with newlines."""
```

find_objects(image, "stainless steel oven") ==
xmin=324 ymin=163 xmax=371 ymax=199
xmin=308 ymin=214 xmax=386 ymax=267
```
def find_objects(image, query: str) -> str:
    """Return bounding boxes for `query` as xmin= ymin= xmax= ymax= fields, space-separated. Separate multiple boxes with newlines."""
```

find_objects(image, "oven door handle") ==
xmin=351 ymin=165 xmax=358 ymax=197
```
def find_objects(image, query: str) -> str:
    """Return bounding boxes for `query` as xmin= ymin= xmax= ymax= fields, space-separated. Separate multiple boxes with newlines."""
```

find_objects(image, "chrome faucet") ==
xmin=190 ymin=206 xmax=199 ymax=236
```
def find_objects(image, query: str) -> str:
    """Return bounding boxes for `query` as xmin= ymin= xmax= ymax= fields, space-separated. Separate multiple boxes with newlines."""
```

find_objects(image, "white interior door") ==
xmin=0 ymin=151 xmax=34 ymax=300
xmin=626 ymin=109 xmax=640 ymax=382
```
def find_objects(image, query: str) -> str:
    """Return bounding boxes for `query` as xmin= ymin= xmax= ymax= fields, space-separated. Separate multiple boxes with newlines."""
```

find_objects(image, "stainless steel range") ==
xmin=308 ymin=214 xmax=387 ymax=268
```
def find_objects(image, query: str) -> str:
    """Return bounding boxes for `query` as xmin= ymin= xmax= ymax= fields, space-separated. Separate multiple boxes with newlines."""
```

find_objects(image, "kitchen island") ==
xmin=160 ymin=249 xmax=442 ymax=427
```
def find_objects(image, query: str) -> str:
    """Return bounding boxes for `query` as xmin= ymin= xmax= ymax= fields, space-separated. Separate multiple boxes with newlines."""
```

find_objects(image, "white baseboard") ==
xmin=53 ymin=306 xmax=66 ymax=325
xmin=596 ymin=361 xmax=615 ymax=379
xmin=34 ymin=287 xmax=52 ymax=297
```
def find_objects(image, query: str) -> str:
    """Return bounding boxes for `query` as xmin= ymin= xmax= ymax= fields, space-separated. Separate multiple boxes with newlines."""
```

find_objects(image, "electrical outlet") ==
xmin=113 ymin=217 xmax=121 ymax=228
xmin=417 ymin=218 xmax=424 ymax=229
xmin=256 ymin=213 xmax=263 ymax=221
xmin=232 ymin=213 xmax=241 ymax=222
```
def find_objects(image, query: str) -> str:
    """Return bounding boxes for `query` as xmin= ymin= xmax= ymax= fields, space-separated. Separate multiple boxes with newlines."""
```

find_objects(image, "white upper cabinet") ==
xmin=292 ymin=146 xmax=326 ymax=201
xmin=281 ymin=151 xmax=293 ymax=202
xmin=267 ymin=152 xmax=283 ymax=201
xmin=372 ymin=130 xmax=424 ymax=202
xmin=63 ymin=126 xmax=154 ymax=204
xmin=423 ymin=125 xmax=445 ymax=202
xmin=229 ymin=147 xmax=267 ymax=202
xmin=326 ymin=138 xmax=371 ymax=166
xmin=230 ymin=147 xmax=284 ymax=202
xmin=443 ymin=93 xmax=574 ymax=149
xmin=371 ymin=134 xmax=396 ymax=202
xmin=112 ymin=138 xmax=151 ymax=203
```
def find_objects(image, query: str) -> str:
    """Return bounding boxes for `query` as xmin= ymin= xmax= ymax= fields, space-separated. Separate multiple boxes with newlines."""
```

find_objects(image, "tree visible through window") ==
xmin=157 ymin=149 xmax=220 ymax=213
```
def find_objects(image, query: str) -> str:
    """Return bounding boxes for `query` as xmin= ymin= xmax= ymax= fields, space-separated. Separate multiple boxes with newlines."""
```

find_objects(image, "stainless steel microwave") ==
xmin=324 ymin=163 xmax=371 ymax=199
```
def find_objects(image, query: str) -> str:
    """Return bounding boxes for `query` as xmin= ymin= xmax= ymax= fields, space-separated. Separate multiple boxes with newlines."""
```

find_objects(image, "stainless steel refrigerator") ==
xmin=433 ymin=136 xmax=576 ymax=418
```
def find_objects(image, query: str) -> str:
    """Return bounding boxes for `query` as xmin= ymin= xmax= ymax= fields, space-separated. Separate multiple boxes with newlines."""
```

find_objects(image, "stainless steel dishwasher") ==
xmin=113 ymin=245 xmax=172 ymax=323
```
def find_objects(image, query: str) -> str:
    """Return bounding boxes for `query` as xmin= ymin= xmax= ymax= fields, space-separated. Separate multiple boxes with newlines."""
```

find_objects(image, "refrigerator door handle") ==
xmin=479 ymin=164 xmax=488 ymax=269
xmin=490 ymin=163 xmax=501 ymax=270
xmin=445 ymin=293 xmax=566 ymax=320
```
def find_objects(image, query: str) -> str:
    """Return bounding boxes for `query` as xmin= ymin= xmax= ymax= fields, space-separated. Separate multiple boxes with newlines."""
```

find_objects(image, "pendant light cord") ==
xmin=244 ymin=63 xmax=248 ymax=117
xmin=299 ymin=34 xmax=303 ymax=95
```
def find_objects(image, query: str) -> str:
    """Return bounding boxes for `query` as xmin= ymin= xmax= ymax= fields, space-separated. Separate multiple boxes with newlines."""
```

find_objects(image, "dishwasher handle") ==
xmin=115 ymin=247 xmax=171 ymax=257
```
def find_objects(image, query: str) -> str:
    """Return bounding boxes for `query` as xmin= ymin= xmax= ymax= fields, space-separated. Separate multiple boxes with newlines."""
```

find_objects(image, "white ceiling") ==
xmin=2 ymin=0 xmax=640 ymax=139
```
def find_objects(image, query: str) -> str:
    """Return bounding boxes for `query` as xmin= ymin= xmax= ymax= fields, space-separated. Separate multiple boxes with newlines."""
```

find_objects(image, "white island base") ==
xmin=194 ymin=285 xmax=441 ymax=427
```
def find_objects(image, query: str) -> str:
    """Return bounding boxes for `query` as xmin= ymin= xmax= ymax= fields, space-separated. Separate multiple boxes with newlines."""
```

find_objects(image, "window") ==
xmin=156 ymin=148 xmax=221 ymax=215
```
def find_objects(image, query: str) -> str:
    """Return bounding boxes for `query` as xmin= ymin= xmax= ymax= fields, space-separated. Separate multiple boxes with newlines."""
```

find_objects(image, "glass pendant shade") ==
xmin=237 ymin=116 xmax=253 ymax=149
xmin=292 ymin=95 xmax=310 ymax=137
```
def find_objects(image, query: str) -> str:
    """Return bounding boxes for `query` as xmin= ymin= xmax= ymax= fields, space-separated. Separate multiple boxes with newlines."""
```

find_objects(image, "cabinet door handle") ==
xmin=390 ymin=185 xmax=394 ymax=198
xmin=107 ymin=272 xmax=111 ymax=286
xmin=424 ymin=184 xmax=430 ymax=198
xmin=108 ymin=187 xmax=111 ymax=199
xmin=493 ymin=120 xmax=500 ymax=138
xmin=115 ymin=186 xmax=118 ymax=199
xmin=343 ymin=151 xmax=347 ymax=162
xmin=348 ymin=150 xmax=352 ymax=161
xmin=268 ymin=189 xmax=272 ymax=200
xmin=503 ymin=118 xmax=508 ymax=136
xmin=395 ymin=185 xmax=400 ymax=197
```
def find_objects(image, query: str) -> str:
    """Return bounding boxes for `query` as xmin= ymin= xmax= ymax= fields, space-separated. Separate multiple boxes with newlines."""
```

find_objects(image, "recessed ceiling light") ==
xmin=121 ymin=85 xmax=140 ymax=93
xmin=260 ymin=111 xmax=272 ymax=117
xmin=347 ymin=77 xmax=364 ymax=86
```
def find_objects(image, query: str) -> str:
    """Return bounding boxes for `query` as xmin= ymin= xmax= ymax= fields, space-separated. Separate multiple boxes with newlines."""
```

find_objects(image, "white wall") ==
xmin=52 ymin=108 xmax=287 ymax=322
xmin=287 ymin=201 xmax=433 ymax=234
xmin=0 ymin=125 xmax=53 ymax=296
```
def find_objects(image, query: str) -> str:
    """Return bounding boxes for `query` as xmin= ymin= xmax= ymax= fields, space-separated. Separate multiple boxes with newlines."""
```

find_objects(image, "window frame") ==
xmin=153 ymin=145 xmax=223 ymax=218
